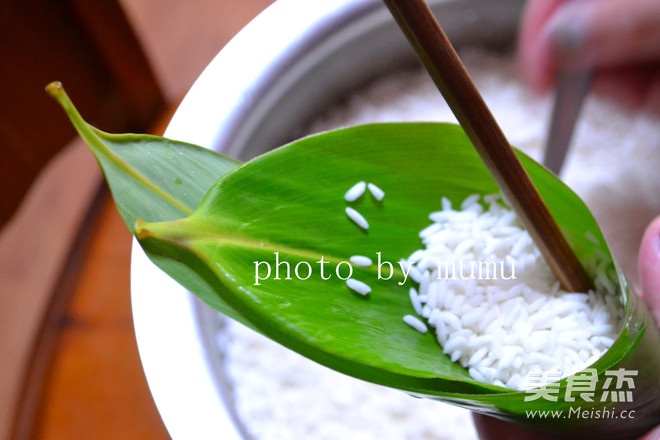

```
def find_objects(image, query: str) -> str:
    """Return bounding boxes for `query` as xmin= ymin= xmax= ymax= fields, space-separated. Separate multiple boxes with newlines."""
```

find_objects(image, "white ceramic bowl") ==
xmin=131 ymin=0 xmax=524 ymax=438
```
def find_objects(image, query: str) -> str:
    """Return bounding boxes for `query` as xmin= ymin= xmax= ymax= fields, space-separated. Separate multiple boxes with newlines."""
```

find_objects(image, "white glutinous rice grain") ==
xmin=221 ymin=47 xmax=659 ymax=440
xmin=345 ymin=181 xmax=367 ymax=202
xmin=345 ymin=207 xmax=369 ymax=230
xmin=350 ymin=255 xmax=373 ymax=266
xmin=346 ymin=278 xmax=371 ymax=296
xmin=402 ymin=193 xmax=623 ymax=390
xmin=367 ymin=182 xmax=385 ymax=201
xmin=409 ymin=287 xmax=423 ymax=315
xmin=403 ymin=314 xmax=428 ymax=334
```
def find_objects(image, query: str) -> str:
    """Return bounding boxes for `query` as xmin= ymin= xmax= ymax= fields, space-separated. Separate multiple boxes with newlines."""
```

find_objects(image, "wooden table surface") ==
xmin=0 ymin=1 xmax=274 ymax=438
xmin=34 ymin=193 xmax=166 ymax=439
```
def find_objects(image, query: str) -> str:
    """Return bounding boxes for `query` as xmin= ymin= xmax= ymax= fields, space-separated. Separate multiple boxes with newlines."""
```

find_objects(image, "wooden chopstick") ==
xmin=382 ymin=0 xmax=592 ymax=293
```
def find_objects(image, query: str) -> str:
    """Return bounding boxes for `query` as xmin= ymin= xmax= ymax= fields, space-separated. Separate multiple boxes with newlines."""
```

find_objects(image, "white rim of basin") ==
xmin=131 ymin=1 xmax=373 ymax=438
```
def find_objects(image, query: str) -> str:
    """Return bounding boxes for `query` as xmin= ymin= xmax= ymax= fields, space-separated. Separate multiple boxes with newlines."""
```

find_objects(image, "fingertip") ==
xmin=637 ymin=423 xmax=660 ymax=440
xmin=517 ymin=0 xmax=565 ymax=92
xmin=517 ymin=29 xmax=558 ymax=93
xmin=639 ymin=215 xmax=660 ymax=324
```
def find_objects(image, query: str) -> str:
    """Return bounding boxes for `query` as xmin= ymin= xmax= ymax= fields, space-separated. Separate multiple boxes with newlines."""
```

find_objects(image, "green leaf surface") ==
xmin=136 ymin=123 xmax=660 ymax=438
xmin=49 ymin=84 xmax=659 ymax=438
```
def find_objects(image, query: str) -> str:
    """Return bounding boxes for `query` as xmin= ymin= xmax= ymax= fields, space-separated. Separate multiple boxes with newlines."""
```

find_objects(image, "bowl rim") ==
xmin=130 ymin=1 xmax=373 ymax=438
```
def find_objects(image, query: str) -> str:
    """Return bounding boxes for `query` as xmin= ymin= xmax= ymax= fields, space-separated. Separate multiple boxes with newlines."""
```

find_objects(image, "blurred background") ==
xmin=0 ymin=0 xmax=273 ymax=438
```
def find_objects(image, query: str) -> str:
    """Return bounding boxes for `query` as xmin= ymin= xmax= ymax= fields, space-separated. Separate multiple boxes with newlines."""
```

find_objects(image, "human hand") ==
xmin=517 ymin=0 xmax=660 ymax=113
xmin=472 ymin=215 xmax=660 ymax=439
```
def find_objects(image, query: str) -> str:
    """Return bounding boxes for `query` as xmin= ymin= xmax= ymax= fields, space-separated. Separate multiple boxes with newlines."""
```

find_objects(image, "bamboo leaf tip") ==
xmin=45 ymin=81 xmax=64 ymax=98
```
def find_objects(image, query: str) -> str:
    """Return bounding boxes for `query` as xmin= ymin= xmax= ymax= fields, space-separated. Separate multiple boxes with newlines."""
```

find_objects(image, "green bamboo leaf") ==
xmin=46 ymin=81 xmax=245 ymax=319
xmin=136 ymin=123 xmax=660 ymax=439
xmin=48 ymin=83 xmax=659 ymax=438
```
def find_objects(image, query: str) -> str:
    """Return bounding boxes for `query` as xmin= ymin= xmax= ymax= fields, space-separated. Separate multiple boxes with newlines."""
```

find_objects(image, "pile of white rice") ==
xmin=218 ymin=48 xmax=660 ymax=440
xmin=402 ymin=193 xmax=621 ymax=390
